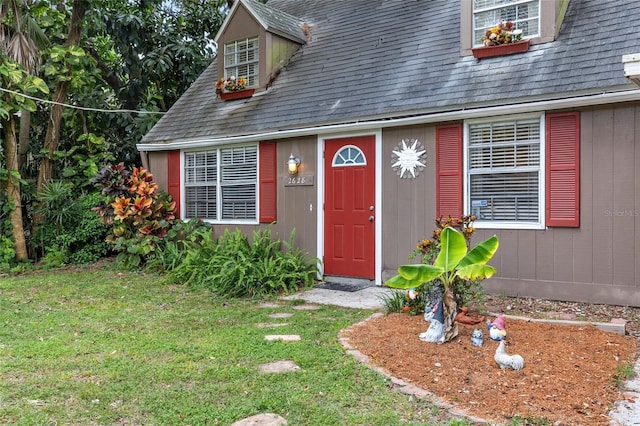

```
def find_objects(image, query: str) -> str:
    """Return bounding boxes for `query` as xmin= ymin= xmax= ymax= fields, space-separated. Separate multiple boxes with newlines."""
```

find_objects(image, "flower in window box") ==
xmin=482 ymin=21 xmax=523 ymax=47
xmin=215 ymin=76 xmax=248 ymax=95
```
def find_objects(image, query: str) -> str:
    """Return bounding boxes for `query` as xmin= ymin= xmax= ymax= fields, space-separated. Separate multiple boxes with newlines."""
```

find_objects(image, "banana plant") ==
xmin=387 ymin=227 xmax=499 ymax=342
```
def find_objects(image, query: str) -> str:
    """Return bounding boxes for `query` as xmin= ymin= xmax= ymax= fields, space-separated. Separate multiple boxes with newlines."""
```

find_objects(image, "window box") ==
xmin=219 ymin=88 xmax=255 ymax=101
xmin=472 ymin=39 xmax=530 ymax=59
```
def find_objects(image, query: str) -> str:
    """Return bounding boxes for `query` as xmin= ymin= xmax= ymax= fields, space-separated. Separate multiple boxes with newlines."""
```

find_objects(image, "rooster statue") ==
xmin=494 ymin=338 xmax=524 ymax=370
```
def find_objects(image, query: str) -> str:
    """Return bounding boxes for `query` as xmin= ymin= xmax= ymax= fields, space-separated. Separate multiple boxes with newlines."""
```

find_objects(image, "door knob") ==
xmin=369 ymin=205 xmax=375 ymax=211
xmin=368 ymin=215 xmax=374 ymax=222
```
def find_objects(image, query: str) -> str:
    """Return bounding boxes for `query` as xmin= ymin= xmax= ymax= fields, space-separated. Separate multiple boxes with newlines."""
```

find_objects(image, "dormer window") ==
xmin=215 ymin=0 xmax=306 ymax=90
xmin=224 ymin=37 xmax=259 ymax=87
xmin=473 ymin=0 xmax=540 ymax=46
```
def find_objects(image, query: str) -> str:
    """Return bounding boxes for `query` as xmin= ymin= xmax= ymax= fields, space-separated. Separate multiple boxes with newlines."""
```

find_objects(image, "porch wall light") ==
xmin=287 ymin=153 xmax=300 ymax=175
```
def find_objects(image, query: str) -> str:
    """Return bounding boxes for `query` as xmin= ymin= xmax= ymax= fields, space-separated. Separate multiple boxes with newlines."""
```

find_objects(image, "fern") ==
xmin=167 ymin=227 xmax=318 ymax=297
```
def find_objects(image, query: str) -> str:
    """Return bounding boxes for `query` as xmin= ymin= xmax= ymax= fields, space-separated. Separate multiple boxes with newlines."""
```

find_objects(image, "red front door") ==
xmin=324 ymin=136 xmax=376 ymax=278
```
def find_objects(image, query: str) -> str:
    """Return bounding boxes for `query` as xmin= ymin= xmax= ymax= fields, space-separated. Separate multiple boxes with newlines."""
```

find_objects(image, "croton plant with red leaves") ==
xmin=92 ymin=163 xmax=176 ymax=267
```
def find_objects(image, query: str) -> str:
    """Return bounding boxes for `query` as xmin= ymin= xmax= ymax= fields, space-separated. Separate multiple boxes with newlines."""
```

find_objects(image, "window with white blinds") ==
xmin=224 ymin=37 xmax=259 ymax=87
xmin=184 ymin=146 xmax=258 ymax=222
xmin=473 ymin=0 xmax=540 ymax=46
xmin=467 ymin=117 xmax=542 ymax=225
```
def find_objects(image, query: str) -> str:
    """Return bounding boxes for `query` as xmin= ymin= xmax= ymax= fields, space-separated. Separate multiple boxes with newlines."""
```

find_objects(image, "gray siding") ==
xmin=269 ymin=136 xmax=317 ymax=258
xmin=146 ymin=104 xmax=640 ymax=306
xmin=380 ymin=104 xmax=640 ymax=306
xmin=381 ymin=126 xmax=436 ymax=277
xmin=473 ymin=104 xmax=640 ymax=306
xmin=265 ymin=33 xmax=300 ymax=85
xmin=147 ymin=152 xmax=168 ymax=193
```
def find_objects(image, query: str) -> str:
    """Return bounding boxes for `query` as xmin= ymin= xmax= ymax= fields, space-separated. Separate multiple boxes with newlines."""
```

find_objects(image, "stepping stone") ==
xmin=231 ymin=413 xmax=287 ymax=425
xmin=268 ymin=313 xmax=293 ymax=319
xmin=264 ymin=335 xmax=301 ymax=342
xmin=256 ymin=323 xmax=289 ymax=328
xmin=258 ymin=303 xmax=281 ymax=309
xmin=292 ymin=304 xmax=320 ymax=310
xmin=259 ymin=360 xmax=301 ymax=374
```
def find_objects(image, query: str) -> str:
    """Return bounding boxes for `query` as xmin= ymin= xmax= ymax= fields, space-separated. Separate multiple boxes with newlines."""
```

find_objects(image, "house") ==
xmin=137 ymin=0 xmax=640 ymax=307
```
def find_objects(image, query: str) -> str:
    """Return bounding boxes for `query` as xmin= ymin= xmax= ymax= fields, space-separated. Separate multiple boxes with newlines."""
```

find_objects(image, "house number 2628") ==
xmin=284 ymin=175 xmax=314 ymax=186
xmin=288 ymin=176 xmax=306 ymax=185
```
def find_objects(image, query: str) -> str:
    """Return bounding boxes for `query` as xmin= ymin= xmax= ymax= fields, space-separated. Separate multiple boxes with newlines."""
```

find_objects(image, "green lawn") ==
xmin=0 ymin=266 xmax=470 ymax=425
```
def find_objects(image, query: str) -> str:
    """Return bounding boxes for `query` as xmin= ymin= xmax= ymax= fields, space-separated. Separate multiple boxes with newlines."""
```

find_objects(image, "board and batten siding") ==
xmin=380 ymin=126 xmax=437 ymax=280
xmin=381 ymin=104 xmax=640 ymax=307
xmin=145 ymin=151 xmax=168 ymax=194
xmin=268 ymin=136 xmax=317 ymax=257
xmin=482 ymin=105 xmax=640 ymax=306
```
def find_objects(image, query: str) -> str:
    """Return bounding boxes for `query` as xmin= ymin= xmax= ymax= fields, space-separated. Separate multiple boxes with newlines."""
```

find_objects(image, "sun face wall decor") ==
xmin=391 ymin=139 xmax=427 ymax=179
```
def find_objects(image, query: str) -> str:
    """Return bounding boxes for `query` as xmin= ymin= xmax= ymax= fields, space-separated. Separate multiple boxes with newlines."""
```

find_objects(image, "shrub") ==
xmin=91 ymin=163 xmax=176 ymax=269
xmin=164 ymin=227 xmax=218 ymax=288
xmin=0 ymin=235 xmax=16 ymax=271
xmin=167 ymin=228 xmax=318 ymax=298
xmin=145 ymin=218 xmax=214 ymax=273
xmin=67 ymin=192 xmax=112 ymax=264
xmin=33 ymin=185 xmax=110 ymax=266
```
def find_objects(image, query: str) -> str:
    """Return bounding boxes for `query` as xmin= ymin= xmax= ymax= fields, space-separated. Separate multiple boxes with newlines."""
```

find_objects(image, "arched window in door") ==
xmin=332 ymin=145 xmax=367 ymax=166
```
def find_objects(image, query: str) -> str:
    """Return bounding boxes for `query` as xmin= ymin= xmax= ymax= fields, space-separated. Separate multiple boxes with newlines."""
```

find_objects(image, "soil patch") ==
xmin=342 ymin=311 xmax=637 ymax=425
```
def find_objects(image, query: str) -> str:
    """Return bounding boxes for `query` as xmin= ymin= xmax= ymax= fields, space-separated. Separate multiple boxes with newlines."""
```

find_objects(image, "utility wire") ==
xmin=0 ymin=86 xmax=166 ymax=115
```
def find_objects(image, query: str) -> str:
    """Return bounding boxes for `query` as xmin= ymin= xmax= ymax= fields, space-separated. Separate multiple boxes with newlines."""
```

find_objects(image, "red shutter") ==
xmin=167 ymin=151 xmax=181 ymax=219
xmin=436 ymin=124 xmax=463 ymax=219
xmin=259 ymin=141 xmax=277 ymax=223
xmin=546 ymin=112 xmax=580 ymax=227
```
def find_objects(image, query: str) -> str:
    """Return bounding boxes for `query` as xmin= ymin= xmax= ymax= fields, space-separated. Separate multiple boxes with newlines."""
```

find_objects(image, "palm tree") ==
xmin=1 ymin=0 xmax=48 ymax=167
xmin=0 ymin=0 xmax=48 ymax=261
xmin=0 ymin=0 xmax=46 ymax=73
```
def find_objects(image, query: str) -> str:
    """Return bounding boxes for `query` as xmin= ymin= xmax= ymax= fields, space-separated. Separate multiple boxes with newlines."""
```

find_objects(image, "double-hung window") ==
xmin=224 ymin=37 xmax=259 ymax=87
xmin=473 ymin=0 xmax=540 ymax=46
xmin=184 ymin=145 xmax=258 ymax=222
xmin=465 ymin=114 xmax=544 ymax=229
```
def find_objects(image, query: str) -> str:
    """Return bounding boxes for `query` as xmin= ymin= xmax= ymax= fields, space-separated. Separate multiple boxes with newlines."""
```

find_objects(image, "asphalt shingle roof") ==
xmin=240 ymin=0 xmax=305 ymax=44
xmin=141 ymin=0 xmax=640 ymax=146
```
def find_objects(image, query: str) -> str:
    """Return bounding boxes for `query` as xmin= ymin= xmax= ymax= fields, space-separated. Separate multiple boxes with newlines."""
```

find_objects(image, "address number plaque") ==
xmin=284 ymin=175 xmax=314 ymax=187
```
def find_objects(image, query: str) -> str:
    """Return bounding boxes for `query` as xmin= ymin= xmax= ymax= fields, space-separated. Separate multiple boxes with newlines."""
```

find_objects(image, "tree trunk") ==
xmin=36 ymin=82 xmax=69 ymax=191
xmin=2 ymin=116 xmax=28 ymax=261
xmin=35 ymin=0 xmax=86 ymax=195
xmin=442 ymin=288 xmax=459 ymax=342
xmin=17 ymin=110 xmax=30 ymax=172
